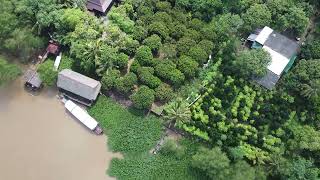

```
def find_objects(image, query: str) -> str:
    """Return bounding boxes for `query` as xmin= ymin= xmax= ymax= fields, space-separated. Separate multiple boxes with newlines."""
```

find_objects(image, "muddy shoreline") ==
xmin=0 ymin=77 xmax=118 ymax=180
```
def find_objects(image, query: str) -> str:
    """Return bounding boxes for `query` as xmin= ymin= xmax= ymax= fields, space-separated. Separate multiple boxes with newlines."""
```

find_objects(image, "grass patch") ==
xmin=109 ymin=139 xmax=204 ymax=180
xmin=89 ymin=96 xmax=204 ymax=179
xmin=88 ymin=96 xmax=163 ymax=154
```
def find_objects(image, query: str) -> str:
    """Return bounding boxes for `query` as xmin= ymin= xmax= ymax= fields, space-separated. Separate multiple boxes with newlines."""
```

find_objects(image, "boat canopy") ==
xmin=65 ymin=100 xmax=98 ymax=130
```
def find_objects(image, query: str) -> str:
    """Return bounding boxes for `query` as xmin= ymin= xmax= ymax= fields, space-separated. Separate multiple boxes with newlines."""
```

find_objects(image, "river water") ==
xmin=0 ymin=77 xmax=118 ymax=180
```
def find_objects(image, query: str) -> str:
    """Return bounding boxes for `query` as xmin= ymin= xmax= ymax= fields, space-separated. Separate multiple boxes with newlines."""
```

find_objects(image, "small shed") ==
xmin=24 ymin=70 xmax=42 ymax=90
xmin=57 ymin=69 xmax=101 ymax=106
xmin=46 ymin=40 xmax=60 ymax=55
xmin=86 ymin=0 xmax=113 ymax=13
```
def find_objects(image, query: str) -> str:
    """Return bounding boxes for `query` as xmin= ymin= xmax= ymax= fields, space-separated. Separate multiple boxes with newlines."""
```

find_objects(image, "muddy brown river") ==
xmin=0 ymin=77 xmax=118 ymax=180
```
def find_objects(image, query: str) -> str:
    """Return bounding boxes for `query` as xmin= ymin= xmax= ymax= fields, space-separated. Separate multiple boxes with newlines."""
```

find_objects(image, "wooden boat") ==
xmin=64 ymin=100 xmax=103 ymax=135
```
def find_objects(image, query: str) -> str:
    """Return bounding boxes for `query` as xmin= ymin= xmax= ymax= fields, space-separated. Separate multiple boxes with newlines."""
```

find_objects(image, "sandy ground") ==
xmin=0 ymin=77 xmax=119 ymax=180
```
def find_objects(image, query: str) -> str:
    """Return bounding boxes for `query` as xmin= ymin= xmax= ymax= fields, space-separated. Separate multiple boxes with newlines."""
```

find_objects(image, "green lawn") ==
xmin=89 ymin=96 xmax=203 ymax=180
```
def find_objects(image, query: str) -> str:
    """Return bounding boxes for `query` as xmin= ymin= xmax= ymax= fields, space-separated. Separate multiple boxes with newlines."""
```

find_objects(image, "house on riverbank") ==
xmin=57 ymin=69 xmax=101 ymax=106
xmin=247 ymin=26 xmax=300 ymax=89
xmin=86 ymin=0 xmax=114 ymax=13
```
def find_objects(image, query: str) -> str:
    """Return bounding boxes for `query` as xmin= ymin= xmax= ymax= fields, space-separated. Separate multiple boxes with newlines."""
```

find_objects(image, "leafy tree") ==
xmin=101 ymin=69 xmax=120 ymax=91
xmin=132 ymin=25 xmax=148 ymax=42
xmin=279 ymin=7 xmax=309 ymax=35
xmin=0 ymin=57 xmax=21 ymax=85
xmin=159 ymin=43 xmax=177 ymax=59
xmin=187 ymin=46 xmax=208 ymax=64
xmin=163 ymin=98 xmax=191 ymax=127
xmin=113 ymin=53 xmax=129 ymax=70
xmin=135 ymin=46 xmax=154 ymax=66
xmin=148 ymin=22 xmax=169 ymax=40
xmin=191 ymin=147 xmax=230 ymax=180
xmin=232 ymin=49 xmax=271 ymax=79
xmin=130 ymin=85 xmax=155 ymax=109
xmin=15 ymin=0 xmax=63 ymax=32
xmin=283 ymin=59 xmax=320 ymax=101
xmin=277 ymin=157 xmax=319 ymax=180
xmin=198 ymin=40 xmax=214 ymax=56
xmin=37 ymin=60 xmax=58 ymax=86
xmin=242 ymin=4 xmax=272 ymax=32
xmin=176 ymin=55 xmax=199 ymax=78
xmin=176 ymin=37 xmax=196 ymax=55
xmin=115 ymin=72 xmax=137 ymax=95
xmin=155 ymin=61 xmax=185 ymax=86
xmin=170 ymin=24 xmax=187 ymax=40
xmin=137 ymin=67 xmax=161 ymax=89
xmin=5 ymin=28 xmax=44 ymax=61
xmin=301 ymin=40 xmax=320 ymax=60
xmin=142 ymin=34 xmax=162 ymax=53
xmin=155 ymin=83 xmax=174 ymax=102
xmin=0 ymin=0 xmax=17 ymax=40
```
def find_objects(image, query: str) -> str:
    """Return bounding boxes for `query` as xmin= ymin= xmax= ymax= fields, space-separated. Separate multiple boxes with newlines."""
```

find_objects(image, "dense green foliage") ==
xmin=130 ymin=85 xmax=155 ymax=109
xmin=1 ymin=0 xmax=320 ymax=179
xmin=0 ymin=56 xmax=21 ymax=85
xmin=89 ymin=96 xmax=162 ymax=154
xmin=37 ymin=60 xmax=58 ymax=86
xmin=233 ymin=49 xmax=272 ymax=79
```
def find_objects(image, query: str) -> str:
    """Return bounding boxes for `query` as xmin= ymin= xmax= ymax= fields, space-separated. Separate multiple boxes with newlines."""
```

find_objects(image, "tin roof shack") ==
xmin=24 ymin=70 xmax=43 ymax=91
xmin=247 ymin=26 xmax=300 ymax=89
xmin=57 ymin=69 xmax=101 ymax=106
xmin=86 ymin=0 xmax=113 ymax=13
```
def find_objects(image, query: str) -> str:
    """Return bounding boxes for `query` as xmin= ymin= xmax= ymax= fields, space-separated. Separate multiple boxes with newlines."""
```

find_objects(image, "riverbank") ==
xmin=0 ymin=77 xmax=119 ymax=180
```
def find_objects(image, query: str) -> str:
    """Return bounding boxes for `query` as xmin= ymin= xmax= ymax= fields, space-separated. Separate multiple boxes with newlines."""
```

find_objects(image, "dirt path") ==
xmin=126 ymin=58 xmax=134 ymax=74
xmin=0 ymin=77 xmax=120 ymax=180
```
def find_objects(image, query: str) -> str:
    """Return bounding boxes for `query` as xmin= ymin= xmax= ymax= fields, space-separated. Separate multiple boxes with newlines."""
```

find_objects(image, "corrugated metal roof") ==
xmin=255 ymin=70 xmax=280 ymax=90
xmin=263 ymin=46 xmax=290 ymax=76
xmin=24 ymin=70 xmax=42 ymax=88
xmin=264 ymin=32 xmax=299 ymax=59
xmin=86 ymin=0 xmax=113 ymax=12
xmin=57 ymin=69 xmax=101 ymax=101
xmin=255 ymin=26 xmax=273 ymax=45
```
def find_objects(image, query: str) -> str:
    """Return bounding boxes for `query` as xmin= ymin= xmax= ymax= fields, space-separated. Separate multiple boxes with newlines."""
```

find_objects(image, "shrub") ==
xmin=135 ymin=45 xmax=154 ymax=66
xmin=138 ymin=67 xmax=162 ymax=89
xmin=155 ymin=83 xmax=174 ymax=102
xmin=187 ymin=46 xmax=208 ymax=64
xmin=101 ymin=69 xmax=121 ymax=91
xmin=142 ymin=34 xmax=162 ymax=53
xmin=115 ymin=72 xmax=137 ymax=94
xmin=177 ymin=37 xmax=196 ymax=55
xmin=130 ymin=60 xmax=141 ymax=73
xmin=155 ymin=60 xmax=185 ymax=86
xmin=58 ymin=57 xmax=74 ymax=71
xmin=130 ymin=85 xmax=155 ymax=109
xmin=160 ymin=139 xmax=185 ymax=159
xmin=114 ymin=53 xmax=129 ymax=70
xmin=37 ymin=60 xmax=58 ymax=86
xmin=176 ymin=55 xmax=199 ymax=78
xmin=0 ymin=57 xmax=21 ymax=85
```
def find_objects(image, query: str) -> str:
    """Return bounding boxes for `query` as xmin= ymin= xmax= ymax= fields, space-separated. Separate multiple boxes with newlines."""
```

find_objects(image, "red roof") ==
xmin=46 ymin=42 xmax=60 ymax=55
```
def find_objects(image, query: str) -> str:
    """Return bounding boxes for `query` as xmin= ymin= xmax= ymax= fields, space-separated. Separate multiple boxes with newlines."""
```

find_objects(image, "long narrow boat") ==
xmin=64 ymin=100 xmax=103 ymax=135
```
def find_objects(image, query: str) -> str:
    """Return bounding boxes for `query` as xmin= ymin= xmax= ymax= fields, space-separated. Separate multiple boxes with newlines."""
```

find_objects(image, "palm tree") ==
xmin=300 ymin=80 xmax=320 ymax=100
xmin=163 ymin=98 xmax=191 ymax=128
